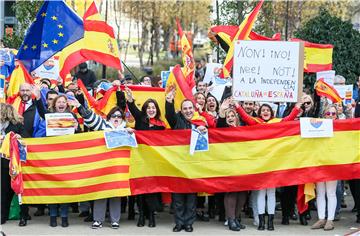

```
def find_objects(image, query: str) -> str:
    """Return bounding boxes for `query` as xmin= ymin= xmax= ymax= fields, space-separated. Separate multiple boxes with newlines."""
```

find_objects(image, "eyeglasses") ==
xmin=304 ymin=102 xmax=311 ymax=105
xmin=325 ymin=112 xmax=336 ymax=116
xmin=110 ymin=114 xmax=122 ymax=118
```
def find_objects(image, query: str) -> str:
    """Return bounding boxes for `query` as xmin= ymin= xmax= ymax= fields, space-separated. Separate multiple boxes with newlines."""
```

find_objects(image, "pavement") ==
xmin=1 ymin=195 xmax=360 ymax=236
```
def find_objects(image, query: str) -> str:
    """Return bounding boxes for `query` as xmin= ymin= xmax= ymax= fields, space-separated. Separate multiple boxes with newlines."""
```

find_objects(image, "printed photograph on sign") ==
xmin=233 ymin=40 xmax=304 ymax=103
xmin=45 ymin=113 xmax=76 ymax=136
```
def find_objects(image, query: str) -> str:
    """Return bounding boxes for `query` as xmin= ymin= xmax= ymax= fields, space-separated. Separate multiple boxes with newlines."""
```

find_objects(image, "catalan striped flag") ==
xmin=58 ymin=1 xmax=122 ymax=81
xmin=315 ymin=78 xmax=342 ymax=103
xmin=21 ymin=131 xmax=131 ymax=204
xmin=176 ymin=19 xmax=195 ymax=89
xmin=291 ymin=38 xmax=333 ymax=73
xmin=130 ymin=119 xmax=360 ymax=194
xmin=218 ymin=0 xmax=264 ymax=78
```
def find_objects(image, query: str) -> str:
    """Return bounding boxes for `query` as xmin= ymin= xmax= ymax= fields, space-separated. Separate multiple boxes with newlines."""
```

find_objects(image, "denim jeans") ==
xmin=335 ymin=181 xmax=344 ymax=215
xmin=49 ymin=204 xmax=69 ymax=217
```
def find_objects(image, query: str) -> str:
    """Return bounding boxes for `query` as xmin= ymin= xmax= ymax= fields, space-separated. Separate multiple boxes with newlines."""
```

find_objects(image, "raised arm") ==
xmin=75 ymin=101 xmax=109 ymax=131
xmin=281 ymin=102 xmax=302 ymax=122
xmin=165 ymin=90 xmax=177 ymax=129
xmin=234 ymin=101 xmax=259 ymax=126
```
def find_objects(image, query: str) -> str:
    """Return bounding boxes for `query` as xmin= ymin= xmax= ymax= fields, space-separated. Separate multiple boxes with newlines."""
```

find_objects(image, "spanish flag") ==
xmin=6 ymin=62 xmax=34 ymax=98
xmin=21 ymin=131 xmax=131 ymax=204
xmin=297 ymin=183 xmax=316 ymax=214
xmin=210 ymin=26 xmax=280 ymax=52
xmin=0 ymin=132 xmax=25 ymax=195
xmin=165 ymin=64 xmax=195 ymax=112
xmin=130 ymin=119 xmax=360 ymax=194
xmin=58 ymin=1 xmax=122 ymax=81
xmin=315 ymin=78 xmax=342 ymax=103
xmin=176 ymin=19 xmax=195 ymax=89
xmin=291 ymin=38 xmax=333 ymax=73
xmin=218 ymin=0 xmax=264 ymax=78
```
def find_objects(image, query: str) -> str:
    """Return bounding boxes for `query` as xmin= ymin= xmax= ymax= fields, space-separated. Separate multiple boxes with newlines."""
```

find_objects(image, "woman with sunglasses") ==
xmin=234 ymin=98 xmax=303 ymax=231
xmin=124 ymin=86 xmax=165 ymax=228
xmin=217 ymin=98 xmax=248 ymax=231
xmin=74 ymin=98 xmax=132 ymax=230
xmin=311 ymin=105 xmax=338 ymax=231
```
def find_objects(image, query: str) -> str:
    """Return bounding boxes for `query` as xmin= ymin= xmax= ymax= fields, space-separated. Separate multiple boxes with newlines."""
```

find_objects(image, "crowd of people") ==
xmin=1 ymin=60 xmax=360 ymax=233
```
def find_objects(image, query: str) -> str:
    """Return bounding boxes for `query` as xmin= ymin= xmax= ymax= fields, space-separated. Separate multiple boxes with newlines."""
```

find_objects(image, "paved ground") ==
xmin=1 ymin=195 xmax=360 ymax=236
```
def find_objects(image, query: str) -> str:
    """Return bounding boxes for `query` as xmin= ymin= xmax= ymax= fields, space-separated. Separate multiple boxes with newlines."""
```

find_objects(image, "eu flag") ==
xmin=17 ymin=0 xmax=84 ymax=72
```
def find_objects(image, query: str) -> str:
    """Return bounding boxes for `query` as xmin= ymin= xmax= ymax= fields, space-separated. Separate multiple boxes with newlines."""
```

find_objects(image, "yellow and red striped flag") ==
xmin=165 ymin=64 xmax=195 ymax=112
xmin=176 ymin=19 xmax=195 ymax=89
xmin=22 ymin=131 xmax=131 ymax=204
xmin=130 ymin=119 xmax=360 ymax=194
xmin=219 ymin=0 xmax=264 ymax=78
xmin=315 ymin=78 xmax=342 ymax=103
xmin=6 ymin=62 xmax=34 ymax=98
xmin=291 ymin=38 xmax=333 ymax=73
xmin=58 ymin=1 xmax=122 ymax=81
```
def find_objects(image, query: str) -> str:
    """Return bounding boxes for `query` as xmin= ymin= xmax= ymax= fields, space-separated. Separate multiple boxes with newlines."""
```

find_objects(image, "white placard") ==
xmin=300 ymin=118 xmax=333 ymax=138
xmin=45 ymin=113 xmax=76 ymax=136
xmin=32 ymin=56 xmax=59 ymax=81
xmin=233 ymin=40 xmax=303 ymax=103
xmin=334 ymin=85 xmax=353 ymax=104
xmin=316 ymin=70 xmax=335 ymax=86
xmin=203 ymin=63 xmax=223 ymax=84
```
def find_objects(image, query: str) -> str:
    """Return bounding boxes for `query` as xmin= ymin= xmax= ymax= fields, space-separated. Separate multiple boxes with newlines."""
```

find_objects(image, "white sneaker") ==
xmin=224 ymin=220 xmax=228 ymax=226
xmin=111 ymin=222 xmax=119 ymax=229
xmin=92 ymin=221 xmax=103 ymax=229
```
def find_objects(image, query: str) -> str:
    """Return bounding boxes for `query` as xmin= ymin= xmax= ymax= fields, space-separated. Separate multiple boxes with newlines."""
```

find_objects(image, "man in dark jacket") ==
xmin=165 ymin=90 xmax=207 ymax=232
xmin=75 ymin=63 xmax=97 ymax=89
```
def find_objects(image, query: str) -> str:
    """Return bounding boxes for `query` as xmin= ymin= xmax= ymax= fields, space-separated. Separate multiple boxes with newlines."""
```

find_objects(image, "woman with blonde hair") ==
xmin=0 ymin=103 xmax=28 ymax=225
xmin=311 ymin=104 xmax=338 ymax=231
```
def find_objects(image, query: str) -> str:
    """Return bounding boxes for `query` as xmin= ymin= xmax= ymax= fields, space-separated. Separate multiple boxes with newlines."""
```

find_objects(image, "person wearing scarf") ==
xmin=165 ymin=89 xmax=208 ymax=233
xmin=124 ymin=87 xmax=166 ymax=228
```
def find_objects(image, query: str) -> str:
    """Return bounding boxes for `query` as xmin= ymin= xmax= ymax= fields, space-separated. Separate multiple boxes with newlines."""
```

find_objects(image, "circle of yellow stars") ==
xmin=23 ymin=12 xmax=65 ymax=51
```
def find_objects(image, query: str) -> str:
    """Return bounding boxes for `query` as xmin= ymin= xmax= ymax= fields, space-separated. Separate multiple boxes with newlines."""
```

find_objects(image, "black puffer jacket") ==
xmin=165 ymin=101 xmax=192 ymax=130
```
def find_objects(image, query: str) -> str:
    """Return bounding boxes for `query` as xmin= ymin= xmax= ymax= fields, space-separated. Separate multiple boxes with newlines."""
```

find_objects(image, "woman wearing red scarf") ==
xmin=125 ymin=87 xmax=166 ymax=228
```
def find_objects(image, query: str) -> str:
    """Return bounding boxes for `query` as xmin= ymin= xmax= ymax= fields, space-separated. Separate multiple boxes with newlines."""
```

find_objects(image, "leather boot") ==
xmin=148 ymin=211 xmax=156 ymax=227
xmin=299 ymin=213 xmax=308 ymax=225
xmin=267 ymin=214 xmax=274 ymax=231
xmin=257 ymin=214 xmax=265 ymax=230
xmin=137 ymin=196 xmax=145 ymax=227
xmin=228 ymin=218 xmax=240 ymax=231
xmin=50 ymin=216 xmax=57 ymax=227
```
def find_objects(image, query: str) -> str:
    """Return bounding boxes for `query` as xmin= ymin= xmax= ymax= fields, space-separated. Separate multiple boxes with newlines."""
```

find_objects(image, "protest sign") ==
xmin=45 ymin=113 xmax=76 ymax=136
xmin=334 ymin=85 xmax=353 ymax=104
xmin=104 ymin=130 xmax=138 ymax=149
xmin=32 ymin=56 xmax=59 ymax=82
xmin=203 ymin=63 xmax=223 ymax=84
xmin=233 ymin=40 xmax=304 ymax=102
xmin=161 ymin=71 xmax=170 ymax=88
xmin=316 ymin=70 xmax=335 ymax=86
xmin=300 ymin=118 xmax=333 ymax=138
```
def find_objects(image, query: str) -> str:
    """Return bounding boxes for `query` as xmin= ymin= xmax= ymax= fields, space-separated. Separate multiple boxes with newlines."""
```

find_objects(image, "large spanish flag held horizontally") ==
xmin=58 ymin=1 xmax=122 ymax=81
xmin=291 ymin=38 xmax=333 ymax=73
xmin=176 ymin=19 xmax=195 ymax=89
xmin=218 ymin=0 xmax=264 ymax=78
xmin=21 ymin=131 xmax=131 ymax=204
xmin=129 ymin=119 xmax=360 ymax=194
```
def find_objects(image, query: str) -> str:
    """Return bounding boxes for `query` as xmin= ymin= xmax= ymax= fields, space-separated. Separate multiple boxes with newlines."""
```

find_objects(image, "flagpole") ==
xmin=102 ymin=0 xmax=108 ymax=79
xmin=216 ymin=0 xmax=220 ymax=63
xmin=121 ymin=61 xmax=140 ymax=84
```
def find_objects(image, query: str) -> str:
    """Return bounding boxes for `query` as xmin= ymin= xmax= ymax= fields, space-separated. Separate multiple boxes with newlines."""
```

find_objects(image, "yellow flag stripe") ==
xmin=24 ymin=173 xmax=129 ymax=189
xmin=23 ymin=158 xmax=129 ymax=175
xmin=305 ymin=47 xmax=333 ymax=65
xmin=22 ymin=189 xmax=131 ymax=204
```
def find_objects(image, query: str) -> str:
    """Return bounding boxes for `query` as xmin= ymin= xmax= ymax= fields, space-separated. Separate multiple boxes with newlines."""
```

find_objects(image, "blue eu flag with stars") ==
xmin=17 ymin=0 xmax=84 ymax=72
xmin=195 ymin=133 xmax=209 ymax=151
